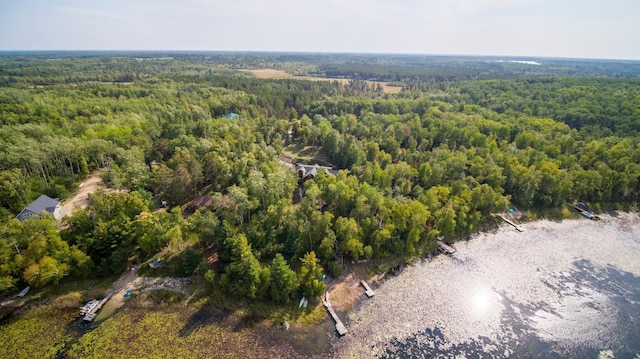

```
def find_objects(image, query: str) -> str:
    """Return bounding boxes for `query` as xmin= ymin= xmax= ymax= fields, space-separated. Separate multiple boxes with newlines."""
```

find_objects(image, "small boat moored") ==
xmin=80 ymin=300 xmax=98 ymax=317
xmin=570 ymin=202 xmax=599 ymax=220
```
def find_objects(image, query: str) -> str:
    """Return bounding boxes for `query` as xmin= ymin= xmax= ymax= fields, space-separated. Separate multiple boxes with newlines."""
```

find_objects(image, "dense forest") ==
xmin=0 ymin=53 xmax=639 ymax=305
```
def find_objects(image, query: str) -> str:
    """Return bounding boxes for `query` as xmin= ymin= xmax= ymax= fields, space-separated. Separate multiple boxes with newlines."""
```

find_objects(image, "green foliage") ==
xmin=222 ymin=234 xmax=262 ymax=298
xmin=149 ymin=289 xmax=185 ymax=304
xmin=181 ymin=247 xmax=202 ymax=276
xmin=298 ymin=252 xmax=326 ymax=298
xmin=1 ymin=53 xmax=639 ymax=304
xmin=204 ymin=269 xmax=215 ymax=291
xmin=458 ymin=78 xmax=640 ymax=136
xmin=325 ymin=260 xmax=343 ymax=278
xmin=61 ymin=190 xmax=149 ymax=276
xmin=23 ymin=256 xmax=68 ymax=287
xmin=335 ymin=217 xmax=364 ymax=259
xmin=187 ymin=209 xmax=220 ymax=246
xmin=268 ymin=253 xmax=298 ymax=304
xmin=0 ymin=217 xmax=92 ymax=288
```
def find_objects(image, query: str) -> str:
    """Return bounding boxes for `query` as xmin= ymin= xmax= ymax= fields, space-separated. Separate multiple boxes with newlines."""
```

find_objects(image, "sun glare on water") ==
xmin=470 ymin=287 xmax=500 ymax=315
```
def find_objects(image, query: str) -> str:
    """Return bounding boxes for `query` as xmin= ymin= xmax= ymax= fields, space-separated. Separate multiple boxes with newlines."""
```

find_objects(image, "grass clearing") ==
xmin=281 ymin=144 xmax=335 ymax=168
xmin=241 ymin=68 xmax=293 ymax=79
xmin=243 ymin=68 xmax=402 ymax=94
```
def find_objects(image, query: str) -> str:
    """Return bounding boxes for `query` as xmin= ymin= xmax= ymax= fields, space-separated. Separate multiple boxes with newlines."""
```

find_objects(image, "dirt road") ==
xmin=59 ymin=171 xmax=103 ymax=219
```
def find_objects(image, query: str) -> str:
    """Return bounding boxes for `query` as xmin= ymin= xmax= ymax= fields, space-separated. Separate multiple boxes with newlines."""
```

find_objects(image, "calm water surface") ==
xmin=331 ymin=213 xmax=640 ymax=358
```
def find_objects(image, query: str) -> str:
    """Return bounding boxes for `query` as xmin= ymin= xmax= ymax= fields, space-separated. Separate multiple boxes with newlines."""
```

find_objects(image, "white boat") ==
xmin=80 ymin=300 xmax=98 ymax=316
xmin=17 ymin=286 xmax=30 ymax=298
xmin=298 ymin=296 xmax=308 ymax=308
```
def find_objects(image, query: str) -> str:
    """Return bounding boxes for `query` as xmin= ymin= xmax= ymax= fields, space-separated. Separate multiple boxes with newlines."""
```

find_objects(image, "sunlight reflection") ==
xmin=470 ymin=287 xmax=500 ymax=315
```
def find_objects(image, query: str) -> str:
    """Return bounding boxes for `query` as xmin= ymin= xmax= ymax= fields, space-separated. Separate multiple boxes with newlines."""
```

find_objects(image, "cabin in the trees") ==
xmin=16 ymin=195 xmax=61 ymax=221
xmin=295 ymin=163 xmax=338 ymax=182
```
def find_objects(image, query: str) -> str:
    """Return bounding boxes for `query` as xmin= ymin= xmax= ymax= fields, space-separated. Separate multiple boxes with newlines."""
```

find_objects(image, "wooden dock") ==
xmin=322 ymin=292 xmax=348 ymax=336
xmin=360 ymin=280 xmax=375 ymax=298
xmin=437 ymin=241 xmax=456 ymax=254
xmin=82 ymin=291 xmax=114 ymax=322
xmin=498 ymin=215 xmax=524 ymax=232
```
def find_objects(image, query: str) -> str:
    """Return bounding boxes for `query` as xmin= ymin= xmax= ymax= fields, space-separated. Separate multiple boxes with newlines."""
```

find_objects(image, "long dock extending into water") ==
xmin=322 ymin=292 xmax=348 ymax=336
xmin=81 ymin=290 xmax=115 ymax=322
xmin=498 ymin=215 xmax=524 ymax=232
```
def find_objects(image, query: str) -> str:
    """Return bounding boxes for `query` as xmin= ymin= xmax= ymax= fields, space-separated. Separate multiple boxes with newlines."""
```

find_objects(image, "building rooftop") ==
xmin=16 ymin=195 xmax=60 ymax=221
xmin=295 ymin=163 xmax=338 ymax=179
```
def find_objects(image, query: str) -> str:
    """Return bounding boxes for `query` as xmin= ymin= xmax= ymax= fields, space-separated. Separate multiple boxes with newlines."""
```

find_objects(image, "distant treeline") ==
xmin=2 ymin=52 xmax=640 ymax=87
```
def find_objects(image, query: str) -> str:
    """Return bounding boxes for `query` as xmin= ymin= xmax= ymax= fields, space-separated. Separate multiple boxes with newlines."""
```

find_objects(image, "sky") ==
xmin=0 ymin=0 xmax=639 ymax=60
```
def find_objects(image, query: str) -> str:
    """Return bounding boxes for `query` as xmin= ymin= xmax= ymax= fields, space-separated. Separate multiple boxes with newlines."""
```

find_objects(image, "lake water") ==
xmin=330 ymin=213 xmax=640 ymax=358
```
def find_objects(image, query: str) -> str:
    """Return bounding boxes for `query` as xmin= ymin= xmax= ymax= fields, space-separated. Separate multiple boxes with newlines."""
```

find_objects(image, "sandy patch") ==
xmin=326 ymin=273 xmax=362 ymax=311
xmin=242 ymin=69 xmax=294 ymax=79
xmin=325 ymin=263 xmax=384 ymax=311
xmin=59 ymin=171 xmax=128 ymax=219
xmin=59 ymin=171 xmax=104 ymax=219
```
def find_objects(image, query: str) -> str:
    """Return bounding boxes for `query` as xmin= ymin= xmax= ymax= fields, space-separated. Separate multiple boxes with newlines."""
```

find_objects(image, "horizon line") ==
xmin=1 ymin=49 xmax=639 ymax=63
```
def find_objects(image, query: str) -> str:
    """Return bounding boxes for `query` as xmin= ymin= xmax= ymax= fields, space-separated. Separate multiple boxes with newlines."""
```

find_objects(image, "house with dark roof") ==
xmin=295 ymin=163 xmax=338 ymax=182
xmin=16 ymin=195 xmax=61 ymax=221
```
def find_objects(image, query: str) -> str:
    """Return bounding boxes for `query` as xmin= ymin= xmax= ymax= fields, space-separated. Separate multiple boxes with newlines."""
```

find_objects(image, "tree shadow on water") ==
xmin=178 ymin=305 xmax=228 ymax=337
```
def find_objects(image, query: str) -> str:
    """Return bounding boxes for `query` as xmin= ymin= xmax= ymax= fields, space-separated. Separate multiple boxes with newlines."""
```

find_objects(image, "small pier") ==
xmin=498 ymin=215 xmax=524 ymax=232
xmin=81 ymin=291 xmax=115 ymax=322
xmin=322 ymin=292 xmax=348 ymax=336
xmin=360 ymin=280 xmax=375 ymax=298
xmin=437 ymin=241 xmax=456 ymax=255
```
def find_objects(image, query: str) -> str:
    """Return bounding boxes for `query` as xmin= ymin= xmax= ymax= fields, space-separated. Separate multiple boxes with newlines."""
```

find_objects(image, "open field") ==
xmin=242 ymin=68 xmax=402 ymax=94
xmin=280 ymin=144 xmax=336 ymax=168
